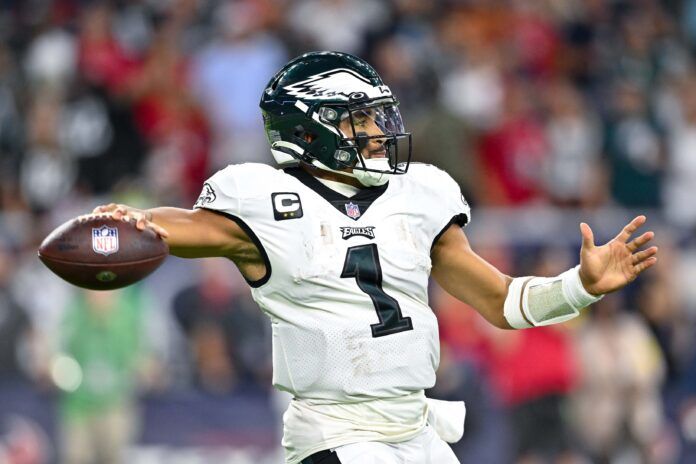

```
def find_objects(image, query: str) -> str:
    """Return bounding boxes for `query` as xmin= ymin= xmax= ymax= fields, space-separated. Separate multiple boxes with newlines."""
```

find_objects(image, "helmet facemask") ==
xmin=316 ymin=98 xmax=411 ymax=186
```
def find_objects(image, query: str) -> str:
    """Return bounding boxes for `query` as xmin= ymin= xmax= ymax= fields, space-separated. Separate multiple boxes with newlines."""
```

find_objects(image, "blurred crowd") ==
xmin=1 ymin=0 xmax=696 ymax=463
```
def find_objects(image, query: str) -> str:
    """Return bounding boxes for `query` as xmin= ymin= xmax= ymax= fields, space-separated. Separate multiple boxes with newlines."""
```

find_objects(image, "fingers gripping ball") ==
xmin=38 ymin=214 xmax=168 ymax=290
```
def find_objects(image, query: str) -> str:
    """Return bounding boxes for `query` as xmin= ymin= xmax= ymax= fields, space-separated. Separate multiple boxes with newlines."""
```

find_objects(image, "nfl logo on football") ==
xmin=345 ymin=202 xmax=361 ymax=219
xmin=92 ymin=226 xmax=119 ymax=256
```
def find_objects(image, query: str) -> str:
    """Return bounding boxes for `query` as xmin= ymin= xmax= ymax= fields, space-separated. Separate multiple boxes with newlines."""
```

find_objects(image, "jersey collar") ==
xmin=284 ymin=167 xmax=389 ymax=221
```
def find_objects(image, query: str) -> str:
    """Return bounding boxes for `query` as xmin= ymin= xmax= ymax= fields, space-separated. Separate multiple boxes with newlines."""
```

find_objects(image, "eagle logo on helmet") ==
xmin=284 ymin=68 xmax=391 ymax=101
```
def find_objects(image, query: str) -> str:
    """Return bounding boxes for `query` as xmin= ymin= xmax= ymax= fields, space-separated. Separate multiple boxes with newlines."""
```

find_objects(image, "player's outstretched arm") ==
xmin=92 ymin=204 xmax=252 ymax=260
xmin=431 ymin=215 xmax=658 ymax=330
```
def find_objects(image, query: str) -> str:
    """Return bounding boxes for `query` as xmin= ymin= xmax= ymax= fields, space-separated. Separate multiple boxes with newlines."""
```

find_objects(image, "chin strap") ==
xmin=311 ymin=158 xmax=391 ymax=187
xmin=352 ymin=158 xmax=391 ymax=186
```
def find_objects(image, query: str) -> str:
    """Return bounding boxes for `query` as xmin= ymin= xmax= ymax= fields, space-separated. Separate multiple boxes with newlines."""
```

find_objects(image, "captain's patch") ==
xmin=272 ymin=192 xmax=303 ymax=220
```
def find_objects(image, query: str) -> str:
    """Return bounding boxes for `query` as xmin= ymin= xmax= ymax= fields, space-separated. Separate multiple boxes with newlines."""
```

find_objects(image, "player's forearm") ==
xmin=431 ymin=229 xmax=510 ymax=327
xmin=145 ymin=206 xmax=236 ymax=259
xmin=433 ymin=257 xmax=512 ymax=329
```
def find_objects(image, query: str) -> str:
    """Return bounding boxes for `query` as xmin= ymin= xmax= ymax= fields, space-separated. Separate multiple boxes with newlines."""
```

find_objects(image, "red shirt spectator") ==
xmin=477 ymin=79 xmax=549 ymax=205
xmin=77 ymin=3 xmax=138 ymax=94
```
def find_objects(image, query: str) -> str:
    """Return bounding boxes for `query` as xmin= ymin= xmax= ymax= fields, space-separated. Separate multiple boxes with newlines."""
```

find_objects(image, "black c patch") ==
xmin=271 ymin=192 xmax=303 ymax=220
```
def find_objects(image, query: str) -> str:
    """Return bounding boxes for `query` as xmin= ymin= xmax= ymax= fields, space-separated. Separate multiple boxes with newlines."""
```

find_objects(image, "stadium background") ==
xmin=1 ymin=0 xmax=696 ymax=463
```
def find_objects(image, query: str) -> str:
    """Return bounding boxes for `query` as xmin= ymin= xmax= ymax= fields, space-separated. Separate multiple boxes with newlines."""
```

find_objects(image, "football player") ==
xmin=94 ymin=51 xmax=658 ymax=464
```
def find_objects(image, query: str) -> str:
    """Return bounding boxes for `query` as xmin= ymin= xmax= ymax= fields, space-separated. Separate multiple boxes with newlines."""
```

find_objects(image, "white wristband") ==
xmin=561 ymin=265 xmax=604 ymax=309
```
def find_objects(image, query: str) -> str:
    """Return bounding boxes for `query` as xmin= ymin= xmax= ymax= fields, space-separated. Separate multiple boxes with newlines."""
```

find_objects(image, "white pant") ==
xmin=333 ymin=425 xmax=460 ymax=464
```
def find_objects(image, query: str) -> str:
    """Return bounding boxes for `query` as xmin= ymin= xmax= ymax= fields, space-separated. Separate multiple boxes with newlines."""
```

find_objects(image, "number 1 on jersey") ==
xmin=341 ymin=244 xmax=413 ymax=338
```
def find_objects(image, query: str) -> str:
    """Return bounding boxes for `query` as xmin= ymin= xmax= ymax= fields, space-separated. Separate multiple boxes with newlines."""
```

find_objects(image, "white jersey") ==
xmin=194 ymin=162 xmax=470 ymax=462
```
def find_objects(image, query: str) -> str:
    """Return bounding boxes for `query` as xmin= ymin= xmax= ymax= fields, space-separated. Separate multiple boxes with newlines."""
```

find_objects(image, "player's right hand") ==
xmin=92 ymin=203 xmax=169 ymax=238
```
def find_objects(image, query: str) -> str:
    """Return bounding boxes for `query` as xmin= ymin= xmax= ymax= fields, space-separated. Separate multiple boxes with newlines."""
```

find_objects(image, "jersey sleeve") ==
xmin=193 ymin=165 xmax=242 ymax=215
xmin=418 ymin=164 xmax=471 ymax=248
xmin=436 ymin=168 xmax=470 ymax=227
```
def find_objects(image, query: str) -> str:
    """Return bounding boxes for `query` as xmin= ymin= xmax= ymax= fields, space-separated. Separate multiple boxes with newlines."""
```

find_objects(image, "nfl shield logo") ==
xmin=345 ymin=202 xmax=361 ymax=219
xmin=92 ymin=226 xmax=119 ymax=256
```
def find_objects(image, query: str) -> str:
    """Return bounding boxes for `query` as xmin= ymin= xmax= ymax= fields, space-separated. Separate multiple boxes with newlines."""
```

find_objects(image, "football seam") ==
xmin=38 ymin=254 xmax=167 ymax=266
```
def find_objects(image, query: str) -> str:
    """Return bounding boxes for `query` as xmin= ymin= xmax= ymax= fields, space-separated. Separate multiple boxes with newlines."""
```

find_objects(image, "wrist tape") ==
xmin=503 ymin=265 xmax=604 ymax=329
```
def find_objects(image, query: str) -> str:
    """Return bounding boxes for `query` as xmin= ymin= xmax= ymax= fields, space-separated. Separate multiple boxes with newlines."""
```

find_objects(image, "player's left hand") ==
xmin=578 ymin=215 xmax=658 ymax=296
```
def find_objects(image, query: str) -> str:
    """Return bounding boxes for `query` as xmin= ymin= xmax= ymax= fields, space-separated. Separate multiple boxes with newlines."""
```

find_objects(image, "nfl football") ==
xmin=38 ymin=214 xmax=168 ymax=290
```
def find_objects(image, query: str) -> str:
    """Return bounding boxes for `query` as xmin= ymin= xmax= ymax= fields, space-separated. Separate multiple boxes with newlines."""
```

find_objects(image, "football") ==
xmin=38 ymin=214 xmax=169 ymax=290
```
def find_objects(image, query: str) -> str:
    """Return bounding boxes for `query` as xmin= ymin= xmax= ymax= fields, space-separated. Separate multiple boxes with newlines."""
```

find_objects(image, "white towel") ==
xmin=426 ymin=398 xmax=466 ymax=443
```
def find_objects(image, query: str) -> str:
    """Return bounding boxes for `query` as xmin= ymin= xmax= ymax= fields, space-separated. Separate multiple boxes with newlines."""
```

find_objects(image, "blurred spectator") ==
xmin=287 ymin=0 xmax=389 ymax=54
xmin=173 ymin=259 xmax=270 ymax=393
xmin=56 ymin=287 xmax=152 ymax=464
xmin=371 ymin=36 xmax=439 ymax=118
xmin=63 ymin=81 xmax=146 ymax=195
xmin=439 ymin=42 xmax=504 ymax=132
xmin=571 ymin=293 xmax=666 ymax=463
xmin=127 ymin=16 xmax=210 ymax=204
xmin=604 ymin=80 xmax=663 ymax=208
xmin=662 ymin=74 xmax=696 ymax=230
xmin=477 ymin=77 xmax=550 ymax=206
xmin=605 ymin=7 xmax=661 ymax=90
xmin=0 ymin=415 xmax=50 ymax=464
xmin=0 ymin=43 xmax=24 ymax=194
xmin=553 ymin=2 xmax=601 ymax=89
xmin=437 ymin=2 xmax=507 ymax=130
xmin=632 ymin=236 xmax=690 ymax=385
xmin=508 ymin=0 xmax=561 ymax=79
xmin=411 ymin=106 xmax=475 ymax=196
xmin=59 ymin=0 xmax=147 ymax=195
xmin=24 ymin=26 xmax=76 ymax=93
xmin=191 ymin=0 xmax=286 ymax=168
xmin=111 ymin=1 xmax=154 ymax=57
xmin=77 ymin=2 xmax=137 ymax=96
xmin=491 ymin=327 xmax=579 ymax=464
xmin=542 ymin=78 xmax=606 ymax=207
xmin=431 ymin=287 xmax=513 ymax=464
xmin=20 ymin=91 xmax=77 ymax=211
xmin=684 ymin=0 xmax=696 ymax=46
xmin=678 ymin=349 xmax=696 ymax=463
xmin=384 ymin=0 xmax=440 ymax=63
xmin=0 ymin=243 xmax=29 ymax=382
xmin=484 ymin=247 xmax=580 ymax=464
xmin=11 ymin=220 xmax=75 ymax=386
xmin=429 ymin=346 xmax=512 ymax=463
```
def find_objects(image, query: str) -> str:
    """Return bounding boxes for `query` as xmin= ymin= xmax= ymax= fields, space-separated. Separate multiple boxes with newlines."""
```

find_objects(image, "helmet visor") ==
xmin=319 ymin=100 xmax=411 ymax=174
xmin=344 ymin=103 xmax=405 ymax=137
